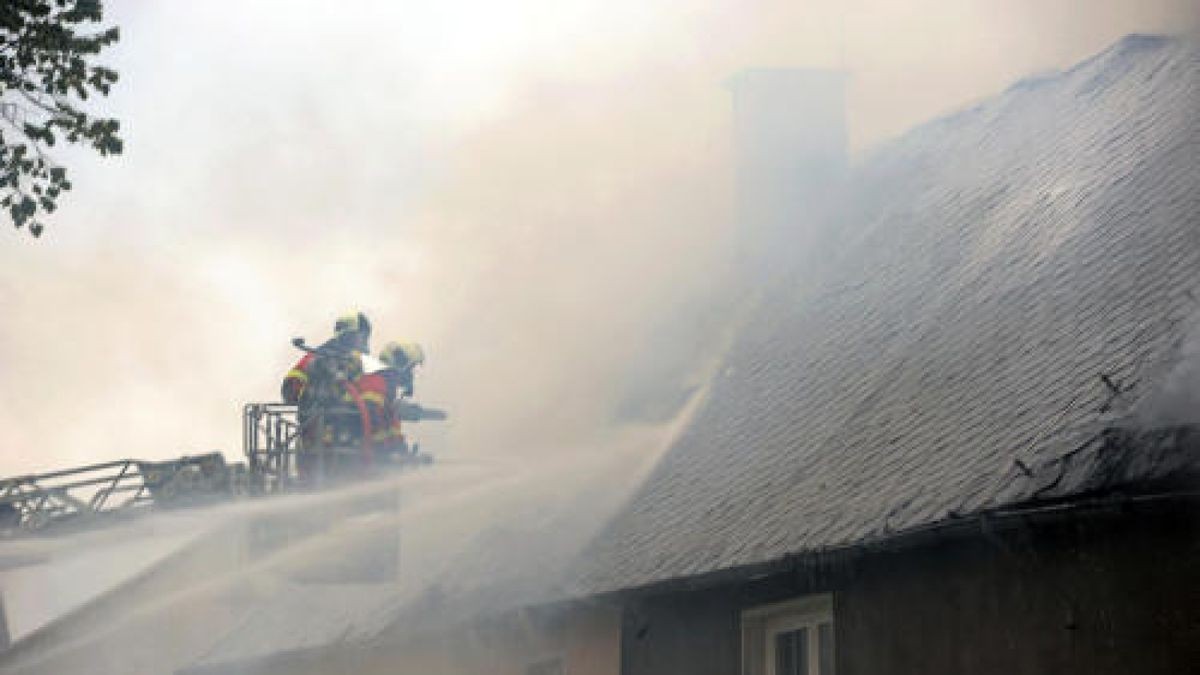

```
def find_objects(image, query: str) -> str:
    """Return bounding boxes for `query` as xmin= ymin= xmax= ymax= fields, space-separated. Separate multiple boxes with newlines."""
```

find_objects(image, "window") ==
xmin=742 ymin=594 xmax=834 ymax=675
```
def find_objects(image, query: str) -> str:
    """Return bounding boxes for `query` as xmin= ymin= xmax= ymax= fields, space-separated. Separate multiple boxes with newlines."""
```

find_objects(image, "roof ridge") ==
xmin=858 ymin=33 xmax=1185 ymax=164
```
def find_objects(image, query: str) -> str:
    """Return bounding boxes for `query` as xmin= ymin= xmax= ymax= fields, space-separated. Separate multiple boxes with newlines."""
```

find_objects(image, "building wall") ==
xmin=0 ymin=591 xmax=9 ymax=650
xmin=620 ymin=507 xmax=1200 ymax=675
xmin=621 ymin=584 xmax=742 ymax=675
xmin=563 ymin=602 xmax=623 ymax=675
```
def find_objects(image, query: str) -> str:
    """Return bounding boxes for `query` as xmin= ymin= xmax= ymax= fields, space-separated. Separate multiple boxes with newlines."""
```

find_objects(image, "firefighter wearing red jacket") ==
xmin=281 ymin=312 xmax=372 ymax=404
xmin=355 ymin=341 xmax=424 ymax=457
xmin=282 ymin=312 xmax=373 ymax=478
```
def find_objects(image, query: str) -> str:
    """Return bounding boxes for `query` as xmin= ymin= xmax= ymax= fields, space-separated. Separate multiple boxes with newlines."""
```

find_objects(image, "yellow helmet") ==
xmin=380 ymin=341 xmax=425 ymax=369
xmin=334 ymin=311 xmax=372 ymax=338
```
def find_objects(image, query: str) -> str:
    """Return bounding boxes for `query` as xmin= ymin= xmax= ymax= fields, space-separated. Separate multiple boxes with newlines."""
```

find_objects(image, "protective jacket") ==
xmin=281 ymin=353 xmax=316 ymax=403
xmin=354 ymin=369 xmax=407 ymax=453
xmin=281 ymin=337 xmax=365 ymax=404
xmin=281 ymin=342 xmax=368 ymax=461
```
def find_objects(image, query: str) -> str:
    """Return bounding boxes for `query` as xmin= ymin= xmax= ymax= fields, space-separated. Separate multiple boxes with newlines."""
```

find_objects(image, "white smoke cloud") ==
xmin=1136 ymin=303 xmax=1200 ymax=427
xmin=1 ymin=0 xmax=1195 ymax=475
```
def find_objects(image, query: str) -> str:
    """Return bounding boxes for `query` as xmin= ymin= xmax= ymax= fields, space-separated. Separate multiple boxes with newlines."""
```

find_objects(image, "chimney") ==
xmin=727 ymin=68 xmax=847 ymax=284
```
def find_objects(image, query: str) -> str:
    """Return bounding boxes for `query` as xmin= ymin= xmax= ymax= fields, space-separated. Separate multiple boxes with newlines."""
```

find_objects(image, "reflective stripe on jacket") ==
xmin=281 ymin=353 xmax=316 ymax=403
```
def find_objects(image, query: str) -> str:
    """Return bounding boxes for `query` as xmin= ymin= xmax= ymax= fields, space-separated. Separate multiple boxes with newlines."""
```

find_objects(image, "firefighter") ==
xmin=355 ymin=366 xmax=397 ymax=455
xmin=332 ymin=311 xmax=373 ymax=354
xmin=281 ymin=312 xmax=374 ymax=479
xmin=356 ymin=341 xmax=425 ymax=456
xmin=381 ymin=341 xmax=424 ymax=398
xmin=281 ymin=312 xmax=372 ymax=403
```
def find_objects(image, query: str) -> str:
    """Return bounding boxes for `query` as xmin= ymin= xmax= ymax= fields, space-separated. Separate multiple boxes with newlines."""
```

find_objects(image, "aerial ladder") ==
xmin=0 ymin=338 xmax=446 ymax=538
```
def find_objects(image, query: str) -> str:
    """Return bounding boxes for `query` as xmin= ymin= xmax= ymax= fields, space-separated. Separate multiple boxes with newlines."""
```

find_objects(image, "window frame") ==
xmin=741 ymin=594 xmax=834 ymax=675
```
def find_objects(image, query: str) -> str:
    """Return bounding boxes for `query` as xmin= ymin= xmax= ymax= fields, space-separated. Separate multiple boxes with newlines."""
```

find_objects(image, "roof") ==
xmin=579 ymin=34 xmax=1200 ymax=594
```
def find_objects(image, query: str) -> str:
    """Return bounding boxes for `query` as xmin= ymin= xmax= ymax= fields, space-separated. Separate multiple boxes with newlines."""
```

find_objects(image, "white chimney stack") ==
xmin=728 ymin=69 xmax=847 ymax=283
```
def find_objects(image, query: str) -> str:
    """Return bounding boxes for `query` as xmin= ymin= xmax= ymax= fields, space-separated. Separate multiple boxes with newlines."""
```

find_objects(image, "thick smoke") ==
xmin=0 ymin=0 xmax=1195 ymax=475
xmin=1 ymin=1 xmax=1198 ymax=671
xmin=1136 ymin=308 xmax=1200 ymax=427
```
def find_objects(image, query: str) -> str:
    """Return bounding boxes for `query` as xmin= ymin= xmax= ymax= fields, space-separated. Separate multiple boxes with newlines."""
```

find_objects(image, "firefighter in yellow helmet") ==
xmin=380 ymin=341 xmax=424 ymax=396
xmin=281 ymin=312 xmax=372 ymax=403
xmin=332 ymin=312 xmax=372 ymax=354
xmin=354 ymin=341 xmax=425 ymax=455
xmin=282 ymin=312 xmax=374 ymax=477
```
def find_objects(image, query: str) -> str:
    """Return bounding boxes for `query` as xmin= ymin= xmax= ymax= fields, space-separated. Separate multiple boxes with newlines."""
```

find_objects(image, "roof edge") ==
xmin=592 ymin=485 xmax=1200 ymax=601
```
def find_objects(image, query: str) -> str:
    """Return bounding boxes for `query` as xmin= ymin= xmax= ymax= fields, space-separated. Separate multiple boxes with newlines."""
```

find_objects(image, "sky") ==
xmin=0 ymin=0 xmax=1197 ymax=476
